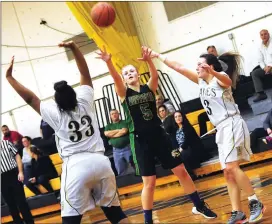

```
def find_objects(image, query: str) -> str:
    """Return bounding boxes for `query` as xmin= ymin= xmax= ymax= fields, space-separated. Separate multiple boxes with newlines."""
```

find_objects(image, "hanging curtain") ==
xmin=66 ymin=2 xmax=149 ymax=76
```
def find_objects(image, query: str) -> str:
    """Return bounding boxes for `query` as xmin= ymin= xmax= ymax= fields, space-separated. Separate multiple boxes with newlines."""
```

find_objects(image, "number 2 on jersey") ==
xmin=68 ymin=115 xmax=94 ymax=142
xmin=204 ymin=100 xmax=212 ymax=115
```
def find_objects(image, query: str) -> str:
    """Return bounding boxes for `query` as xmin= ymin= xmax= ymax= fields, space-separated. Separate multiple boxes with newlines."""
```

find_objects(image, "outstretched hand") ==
xmin=6 ymin=56 xmax=15 ymax=79
xmin=95 ymin=46 xmax=111 ymax=62
xmin=200 ymin=63 xmax=214 ymax=74
xmin=58 ymin=41 xmax=75 ymax=48
xmin=137 ymin=46 xmax=153 ymax=62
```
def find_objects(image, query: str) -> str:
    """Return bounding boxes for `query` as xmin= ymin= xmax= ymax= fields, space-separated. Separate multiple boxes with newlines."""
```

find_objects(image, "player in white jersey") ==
xmin=5 ymin=41 xmax=129 ymax=224
xmin=149 ymin=50 xmax=265 ymax=224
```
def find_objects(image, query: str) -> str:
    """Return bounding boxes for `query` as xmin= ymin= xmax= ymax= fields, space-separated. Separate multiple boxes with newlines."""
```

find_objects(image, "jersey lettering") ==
xmin=204 ymin=100 xmax=212 ymax=115
xmin=68 ymin=115 xmax=94 ymax=142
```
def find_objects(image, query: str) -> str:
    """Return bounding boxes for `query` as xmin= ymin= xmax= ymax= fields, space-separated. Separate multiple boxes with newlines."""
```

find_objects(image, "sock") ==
xmin=144 ymin=210 xmax=153 ymax=223
xmin=188 ymin=191 xmax=202 ymax=208
xmin=248 ymin=194 xmax=258 ymax=201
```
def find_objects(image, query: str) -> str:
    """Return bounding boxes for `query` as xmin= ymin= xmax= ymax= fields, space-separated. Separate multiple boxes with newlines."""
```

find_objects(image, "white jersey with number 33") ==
xmin=40 ymin=85 xmax=105 ymax=158
xmin=198 ymin=72 xmax=240 ymax=126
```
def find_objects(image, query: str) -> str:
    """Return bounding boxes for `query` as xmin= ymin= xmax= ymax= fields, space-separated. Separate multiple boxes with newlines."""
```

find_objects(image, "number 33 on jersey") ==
xmin=68 ymin=115 xmax=94 ymax=142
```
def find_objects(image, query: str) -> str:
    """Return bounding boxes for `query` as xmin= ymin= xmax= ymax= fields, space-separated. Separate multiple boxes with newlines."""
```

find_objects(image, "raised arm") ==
xmin=6 ymin=56 xmax=41 ymax=114
xmin=137 ymin=47 xmax=158 ymax=93
xmin=59 ymin=41 xmax=92 ymax=87
xmin=201 ymin=63 xmax=232 ymax=88
xmin=151 ymin=50 xmax=199 ymax=84
xmin=96 ymin=46 xmax=126 ymax=99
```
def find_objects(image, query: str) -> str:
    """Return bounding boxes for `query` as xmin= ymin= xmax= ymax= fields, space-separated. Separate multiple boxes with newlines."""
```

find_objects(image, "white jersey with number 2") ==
xmin=198 ymin=72 xmax=240 ymax=126
xmin=40 ymin=85 xmax=105 ymax=158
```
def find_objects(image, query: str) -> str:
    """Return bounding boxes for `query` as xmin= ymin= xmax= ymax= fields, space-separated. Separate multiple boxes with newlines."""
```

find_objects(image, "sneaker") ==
xmin=249 ymin=199 xmax=265 ymax=223
xmin=192 ymin=201 xmax=217 ymax=219
xmin=227 ymin=211 xmax=248 ymax=224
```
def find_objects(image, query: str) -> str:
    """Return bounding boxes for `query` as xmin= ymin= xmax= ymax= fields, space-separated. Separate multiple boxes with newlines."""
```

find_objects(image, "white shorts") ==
xmin=216 ymin=115 xmax=252 ymax=169
xmin=60 ymin=152 xmax=120 ymax=217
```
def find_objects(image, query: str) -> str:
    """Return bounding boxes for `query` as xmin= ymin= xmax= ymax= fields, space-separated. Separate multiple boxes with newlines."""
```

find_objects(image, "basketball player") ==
xmin=150 ymin=50 xmax=265 ymax=223
xmin=96 ymin=46 xmax=217 ymax=224
xmin=5 ymin=41 xmax=129 ymax=224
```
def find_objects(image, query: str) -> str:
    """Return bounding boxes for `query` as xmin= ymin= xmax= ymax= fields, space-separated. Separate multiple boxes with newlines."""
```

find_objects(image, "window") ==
xmin=163 ymin=2 xmax=216 ymax=21
xmin=64 ymin=32 xmax=98 ymax=61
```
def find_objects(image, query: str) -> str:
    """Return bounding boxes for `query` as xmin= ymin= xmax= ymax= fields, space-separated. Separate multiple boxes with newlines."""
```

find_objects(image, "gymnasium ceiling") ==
xmin=1 ymin=2 xmax=84 ymax=66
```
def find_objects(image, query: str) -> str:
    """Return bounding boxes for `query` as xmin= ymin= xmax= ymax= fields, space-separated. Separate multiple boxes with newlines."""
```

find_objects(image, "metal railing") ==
xmin=102 ymin=70 xmax=182 ymax=121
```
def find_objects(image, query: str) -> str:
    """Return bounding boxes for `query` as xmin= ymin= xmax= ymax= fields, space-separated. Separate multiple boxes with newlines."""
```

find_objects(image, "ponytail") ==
xmin=218 ymin=52 xmax=242 ymax=89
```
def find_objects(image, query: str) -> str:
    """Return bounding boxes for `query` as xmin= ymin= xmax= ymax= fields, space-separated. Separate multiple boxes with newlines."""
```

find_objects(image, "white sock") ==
xmin=248 ymin=194 xmax=258 ymax=201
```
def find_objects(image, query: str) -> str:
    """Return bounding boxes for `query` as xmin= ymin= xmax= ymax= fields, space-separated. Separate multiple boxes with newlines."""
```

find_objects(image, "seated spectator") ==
xmin=155 ymin=94 xmax=175 ymax=114
xmin=158 ymin=105 xmax=170 ymax=122
xmin=104 ymin=109 xmax=134 ymax=176
xmin=34 ymin=120 xmax=57 ymax=155
xmin=40 ymin=119 xmax=54 ymax=140
xmin=164 ymin=111 xmax=205 ymax=179
xmin=21 ymin=136 xmax=34 ymax=185
xmin=2 ymin=125 xmax=23 ymax=157
xmin=207 ymin=45 xmax=228 ymax=72
xmin=251 ymin=29 xmax=272 ymax=102
xmin=250 ymin=108 xmax=272 ymax=150
xmin=26 ymin=146 xmax=57 ymax=195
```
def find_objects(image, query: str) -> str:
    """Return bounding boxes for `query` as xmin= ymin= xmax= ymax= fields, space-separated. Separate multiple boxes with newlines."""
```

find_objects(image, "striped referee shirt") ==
xmin=1 ymin=140 xmax=18 ymax=173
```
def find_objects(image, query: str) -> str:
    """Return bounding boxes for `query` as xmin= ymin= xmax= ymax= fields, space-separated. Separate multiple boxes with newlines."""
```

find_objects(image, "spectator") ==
xmin=104 ymin=109 xmax=134 ymax=175
xmin=1 ymin=140 xmax=34 ymax=224
xmin=251 ymin=29 xmax=272 ymax=102
xmin=251 ymin=108 xmax=272 ymax=150
xmin=40 ymin=119 xmax=54 ymax=140
xmin=34 ymin=120 xmax=57 ymax=155
xmin=26 ymin=146 xmax=57 ymax=195
xmin=158 ymin=105 xmax=170 ymax=122
xmin=22 ymin=136 xmax=34 ymax=185
xmin=155 ymin=94 xmax=175 ymax=114
xmin=2 ymin=125 xmax=23 ymax=157
xmin=207 ymin=45 xmax=228 ymax=72
xmin=164 ymin=111 xmax=205 ymax=179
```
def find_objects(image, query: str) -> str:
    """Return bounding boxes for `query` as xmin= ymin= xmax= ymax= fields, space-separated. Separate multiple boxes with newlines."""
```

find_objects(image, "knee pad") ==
xmin=101 ymin=206 xmax=127 ymax=224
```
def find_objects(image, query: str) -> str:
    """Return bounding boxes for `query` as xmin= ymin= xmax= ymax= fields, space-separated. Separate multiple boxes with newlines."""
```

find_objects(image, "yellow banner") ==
xmin=66 ymin=2 xmax=149 ymax=75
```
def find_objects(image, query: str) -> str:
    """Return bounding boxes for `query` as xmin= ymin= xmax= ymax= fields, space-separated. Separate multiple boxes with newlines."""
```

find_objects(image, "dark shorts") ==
xmin=130 ymin=127 xmax=183 ymax=176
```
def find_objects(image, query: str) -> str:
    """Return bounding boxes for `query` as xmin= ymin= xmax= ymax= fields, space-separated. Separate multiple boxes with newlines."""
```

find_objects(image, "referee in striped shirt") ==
xmin=1 ymin=140 xmax=34 ymax=224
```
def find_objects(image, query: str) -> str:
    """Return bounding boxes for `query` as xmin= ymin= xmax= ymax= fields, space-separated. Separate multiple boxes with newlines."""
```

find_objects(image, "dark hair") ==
xmin=158 ymin=105 xmax=167 ymax=114
xmin=207 ymin=45 xmax=216 ymax=51
xmin=2 ymin=125 xmax=8 ymax=128
xmin=200 ymin=52 xmax=241 ymax=89
xmin=54 ymin=81 xmax=77 ymax=112
xmin=30 ymin=146 xmax=43 ymax=157
xmin=22 ymin=136 xmax=32 ymax=142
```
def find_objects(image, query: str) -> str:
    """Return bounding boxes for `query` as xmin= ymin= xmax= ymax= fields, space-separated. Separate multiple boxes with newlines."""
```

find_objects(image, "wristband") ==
xmin=158 ymin=54 xmax=167 ymax=62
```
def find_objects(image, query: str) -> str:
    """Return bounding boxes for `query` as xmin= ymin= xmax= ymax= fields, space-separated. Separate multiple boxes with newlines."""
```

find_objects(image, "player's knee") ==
xmin=101 ymin=206 xmax=127 ymax=224
xmin=142 ymin=177 xmax=156 ymax=192
xmin=172 ymin=163 xmax=188 ymax=179
xmin=224 ymin=168 xmax=235 ymax=182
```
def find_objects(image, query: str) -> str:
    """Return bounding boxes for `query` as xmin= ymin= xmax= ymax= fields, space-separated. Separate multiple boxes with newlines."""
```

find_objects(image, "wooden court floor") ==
xmin=32 ymin=160 xmax=272 ymax=223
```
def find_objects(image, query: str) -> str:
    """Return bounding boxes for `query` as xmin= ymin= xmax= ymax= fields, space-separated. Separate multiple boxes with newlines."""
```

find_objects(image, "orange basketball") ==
xmin=90 ymin=2 xmax=116 ymax=27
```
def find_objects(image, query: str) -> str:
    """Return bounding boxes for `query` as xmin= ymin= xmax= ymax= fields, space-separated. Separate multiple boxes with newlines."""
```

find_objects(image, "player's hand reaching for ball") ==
xmin=95 ymin=46 xmax=111 ymax=63
xmin=149 ymin=49 xmax=160 ymax=59
xmin=58 ymin=41 xmax=76 ymax=49
xmin=6 ymin=56 xmax=15 ymax=79
xmin=138 ymin=46 xmax=153 ymax=62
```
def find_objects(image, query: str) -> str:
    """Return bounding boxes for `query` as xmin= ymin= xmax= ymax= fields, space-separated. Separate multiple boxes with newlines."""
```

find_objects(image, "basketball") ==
xmin=90 ymin=2 xmax=116 ymax=27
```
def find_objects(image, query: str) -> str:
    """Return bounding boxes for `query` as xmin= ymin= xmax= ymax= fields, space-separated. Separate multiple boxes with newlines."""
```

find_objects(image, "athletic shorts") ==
xmin=216 ymin=115 xmax=252 ymax=169
xmin=130 ymin=126 xmax=183 ymax=176
xmin=60 ymin=152 xmax=120 ymax=217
